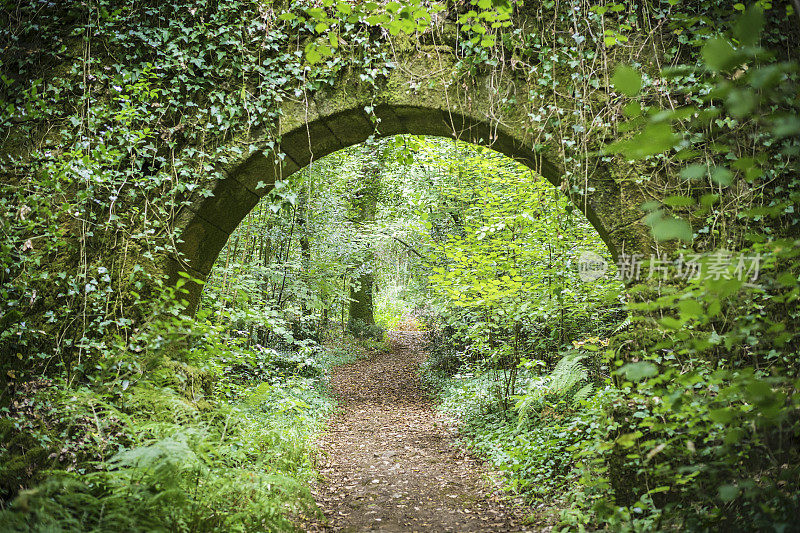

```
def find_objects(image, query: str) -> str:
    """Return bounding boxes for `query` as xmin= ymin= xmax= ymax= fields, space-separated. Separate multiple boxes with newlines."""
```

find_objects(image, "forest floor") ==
xmin=302 ymin=331 xmax=536 ymax=532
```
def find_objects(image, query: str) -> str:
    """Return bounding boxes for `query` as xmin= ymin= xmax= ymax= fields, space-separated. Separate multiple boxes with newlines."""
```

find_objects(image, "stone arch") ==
xmin=167 ymin=52 xmax=651 ymax=310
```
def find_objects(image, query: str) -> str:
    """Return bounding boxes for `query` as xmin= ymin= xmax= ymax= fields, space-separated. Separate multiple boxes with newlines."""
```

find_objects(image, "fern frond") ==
xmin=515 ymin=352 xmax=596 ymax=426
xmin=571 ymin=383 xmax=594 ymax=406
xmin=549 ymin=353 xmax=587 ymax=393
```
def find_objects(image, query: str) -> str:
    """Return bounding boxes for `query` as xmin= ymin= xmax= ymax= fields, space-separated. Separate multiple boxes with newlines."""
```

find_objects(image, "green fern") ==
xmin=571 ymin=383 xmax=594 ymax=406
xmin=0 ymin=377 xmax=326 ymax=532
xmin=515 ymin=352 xmax=594 ymax=425
xmin=549 ymin=352 xmax=588 ymax=393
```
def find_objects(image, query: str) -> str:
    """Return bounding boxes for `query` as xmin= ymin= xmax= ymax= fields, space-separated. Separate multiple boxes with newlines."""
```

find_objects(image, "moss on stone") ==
xmin=0 ymin=418 xmax=54 ymax=501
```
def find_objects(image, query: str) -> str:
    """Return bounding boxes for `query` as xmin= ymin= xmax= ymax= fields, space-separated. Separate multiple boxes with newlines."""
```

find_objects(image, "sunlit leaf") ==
xmin=605 ymin=123 xmax=678 ymax=159
xmin=616 ymin=431 xmax=642 ymax=447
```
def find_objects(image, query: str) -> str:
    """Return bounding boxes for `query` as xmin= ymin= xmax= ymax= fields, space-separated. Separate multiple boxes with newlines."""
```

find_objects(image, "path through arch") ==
xmin=303 ymin=331 xmax=537 ymax=532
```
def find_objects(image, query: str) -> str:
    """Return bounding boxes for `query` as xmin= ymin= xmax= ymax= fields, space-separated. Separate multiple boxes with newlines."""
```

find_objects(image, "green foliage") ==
xmin=457 ymin=0 xmax=515 ymax=49
xmin=2 ymin=411 xmax=321 ymax=532
xmin=413 ymin=138 xmax=623 ymax=408
xmin=0 ymin=328 xmax=336 ymax=530
xmin=418 ymin=6 xmax=800 ymax=531
xmin=347 ymin=318 xmax=385 ymax=340
xmin=1 ymin=0 xmax=799 ymax=530
xmin=515 ymin=352 xmax=592 ymax=425
xmin=373 ymin=295 xmax=415 ymax=331
xmin=580 ymin=7 xmax=800 ymax=530
xmin=431 ymin=363 xmax=618 ymax=522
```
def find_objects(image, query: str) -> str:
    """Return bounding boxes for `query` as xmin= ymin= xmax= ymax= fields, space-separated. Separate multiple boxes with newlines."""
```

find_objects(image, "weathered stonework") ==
xmin=167 ymin=39 xmax=654 ymax=311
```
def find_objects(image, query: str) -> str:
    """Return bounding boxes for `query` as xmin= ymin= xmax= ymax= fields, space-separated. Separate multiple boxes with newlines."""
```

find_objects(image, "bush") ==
xmin=347 ymin=318 xmax=384 ymax=340
xmin=0 ymin=331 xmax=337 ymax=531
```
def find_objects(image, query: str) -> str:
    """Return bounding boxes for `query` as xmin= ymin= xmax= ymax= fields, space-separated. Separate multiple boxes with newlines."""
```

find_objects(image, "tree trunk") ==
xmin=298 ymin=193 xmax=311 ymax=315
xmin=349 ymin=271 xmax=375 ymax=326
xmin=347 ymin=143 xmax=385 ymax=333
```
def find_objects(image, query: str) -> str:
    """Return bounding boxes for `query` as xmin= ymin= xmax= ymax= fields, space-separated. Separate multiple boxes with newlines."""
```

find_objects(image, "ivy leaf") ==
xmin=305 ymin=7 xmax=325 ymax=20
xmin=701 ymin=193 xmax=719 ymax=207
xmin=663 ymin=195 xmax=695 ymax=207
xmin=604 ymin=123 xmax=678 ymax=159
xmin=336 ymin=1 xmax=352 ymax=15
xmin=734 ymin=5 xmax=764 ymax=47
xmin=710 ymin=167 xmax=733 ymax=186
xmin=616 ymin=431 xmax=643 ymax=447
xmin=678 ymin=299 xmax=703 ymax=319
xmin=660 ymin=316 xmax=683 ymax=329
xmin=680 ymin=164 xmax=706 ymax=181
xmin=709 ymin=408 xmax=734 ymax=424
xmin=366 ymin=14 xmax=389 ymax=25
xmin=771 ymin=116 xmax=800 ymax=139
xmin=282 ymin=192 xmax=298 ymax=206
xmin=305 ymin=43 xmax=322 ymax=64
xmin=726 ymin=88 xmax=757 ymax=118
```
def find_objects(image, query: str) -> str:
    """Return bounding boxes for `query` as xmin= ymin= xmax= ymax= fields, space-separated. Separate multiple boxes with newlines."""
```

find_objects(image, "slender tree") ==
xmin=347 ymin=143 xmax=385 ymax=332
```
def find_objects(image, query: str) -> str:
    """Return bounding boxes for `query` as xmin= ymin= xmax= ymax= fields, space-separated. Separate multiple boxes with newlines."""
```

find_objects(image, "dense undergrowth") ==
xmin=431 ymin=370 xmax=616 ymax=521
xmin=424 ymin=340 xmax=633 ymax=528
xmin=0 ymin=310 xmax=387 ymax=531
xmin=421 ymin=307 xmax=627 ymax=529
xmin=424 ymin=308 xmax=800 ymax=531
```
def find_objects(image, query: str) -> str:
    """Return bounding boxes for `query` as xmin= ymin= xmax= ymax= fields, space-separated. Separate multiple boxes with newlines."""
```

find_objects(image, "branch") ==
xmin=344 ymin=217 xmax=425 ymax=259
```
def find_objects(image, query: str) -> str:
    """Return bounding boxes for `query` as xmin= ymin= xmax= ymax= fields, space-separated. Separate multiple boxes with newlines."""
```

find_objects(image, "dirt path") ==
xmin=304 ymin=331 xmax=533 ymax=532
